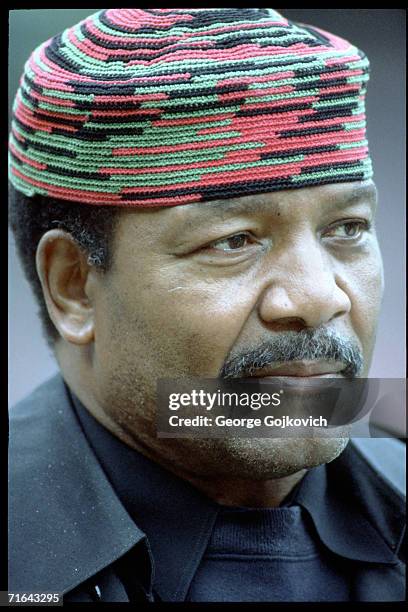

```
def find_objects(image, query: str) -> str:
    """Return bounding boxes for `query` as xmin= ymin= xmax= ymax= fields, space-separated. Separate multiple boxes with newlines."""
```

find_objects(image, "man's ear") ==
xmin=36 ymin=229 xmax=95 ymax=345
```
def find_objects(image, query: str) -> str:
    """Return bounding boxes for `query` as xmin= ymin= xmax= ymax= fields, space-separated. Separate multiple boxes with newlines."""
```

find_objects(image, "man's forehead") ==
xmin=167 ymin=180 xmax=377 ymax=223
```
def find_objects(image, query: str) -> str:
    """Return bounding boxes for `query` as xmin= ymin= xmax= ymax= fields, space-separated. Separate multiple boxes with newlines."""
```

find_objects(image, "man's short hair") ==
xmin=9 ymin=184 xmax=119 ymax=346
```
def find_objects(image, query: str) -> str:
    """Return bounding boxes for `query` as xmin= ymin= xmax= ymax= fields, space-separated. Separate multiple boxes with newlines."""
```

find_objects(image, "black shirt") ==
xmin=70 ymin=390 xmax=403 ymax=602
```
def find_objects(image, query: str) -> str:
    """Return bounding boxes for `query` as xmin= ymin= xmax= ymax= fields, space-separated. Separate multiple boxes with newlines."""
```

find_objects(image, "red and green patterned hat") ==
xmin=9 ymin=9 xmax=372 ymax=208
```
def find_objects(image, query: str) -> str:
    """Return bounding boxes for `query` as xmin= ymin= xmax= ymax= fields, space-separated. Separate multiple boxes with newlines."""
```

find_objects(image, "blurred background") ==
xmin=9 ymin=9 xmax=406 ymax=406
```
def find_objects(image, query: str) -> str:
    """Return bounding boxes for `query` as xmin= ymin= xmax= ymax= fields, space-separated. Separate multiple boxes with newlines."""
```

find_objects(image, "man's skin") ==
xmin=35 ymin=179 xmax=383 ymax=508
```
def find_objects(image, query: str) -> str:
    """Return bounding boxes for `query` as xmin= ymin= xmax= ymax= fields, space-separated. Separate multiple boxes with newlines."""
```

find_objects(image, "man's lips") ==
xmin=247 ymin=360 xmax=345 ymax=378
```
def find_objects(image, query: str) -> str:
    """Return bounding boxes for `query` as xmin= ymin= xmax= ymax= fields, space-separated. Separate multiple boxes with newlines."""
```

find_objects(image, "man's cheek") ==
xmin=357 ymin=258 xmax=384 ymax=317
xmin=153 ymin=285 xmax=256 ymax=375
xmin=346 ymin=260 xmax=383 ymax=364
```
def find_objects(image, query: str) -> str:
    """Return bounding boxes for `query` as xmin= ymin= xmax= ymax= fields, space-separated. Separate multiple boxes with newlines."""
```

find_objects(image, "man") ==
xmin=8 ymin=9 xmax=405 ymax=602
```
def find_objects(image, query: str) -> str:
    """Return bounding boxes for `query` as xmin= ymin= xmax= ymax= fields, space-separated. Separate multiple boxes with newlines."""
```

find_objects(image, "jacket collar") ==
xmin=9 ymin=374 xmax=150 ymax=595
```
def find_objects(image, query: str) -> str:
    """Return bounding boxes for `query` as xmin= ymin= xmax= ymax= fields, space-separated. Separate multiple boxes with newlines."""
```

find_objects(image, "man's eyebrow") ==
xmin=327 ymin=183 xmax=377 ymax=211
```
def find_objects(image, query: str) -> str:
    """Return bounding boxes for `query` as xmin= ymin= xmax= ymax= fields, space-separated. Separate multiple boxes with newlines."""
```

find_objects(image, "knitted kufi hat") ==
xmin=9 ymin=9 xmax=372 ymax=207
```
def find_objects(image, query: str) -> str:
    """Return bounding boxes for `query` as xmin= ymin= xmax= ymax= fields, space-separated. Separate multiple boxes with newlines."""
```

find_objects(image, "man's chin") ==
xmin=179 ymin=434 xmax=351 ymax=481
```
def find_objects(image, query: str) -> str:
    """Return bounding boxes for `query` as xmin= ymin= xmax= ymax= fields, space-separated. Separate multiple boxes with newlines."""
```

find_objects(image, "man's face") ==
xmin=87 ymin=179 xmax=384 ymax=479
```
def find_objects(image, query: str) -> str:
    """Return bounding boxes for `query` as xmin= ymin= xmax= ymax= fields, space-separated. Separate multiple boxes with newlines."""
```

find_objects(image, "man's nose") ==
xmin=257 ymin=239 xmax=351 ymax=329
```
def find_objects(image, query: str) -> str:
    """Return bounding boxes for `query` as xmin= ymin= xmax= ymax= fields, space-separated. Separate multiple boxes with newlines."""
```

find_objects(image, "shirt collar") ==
xmin=72 ymin=393 xmax=402 ymax=601
xmin=299 ymin=440 xmax=405 ymax=564
xmin=295 ymin=458 xmax=400 ymax=564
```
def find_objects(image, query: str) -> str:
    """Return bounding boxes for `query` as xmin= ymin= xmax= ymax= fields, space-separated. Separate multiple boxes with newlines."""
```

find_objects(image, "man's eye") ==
xmin=210 ymin=233 xmax=253 ymax=251
xmin=324 ymin=220 xmax=371 ymax=239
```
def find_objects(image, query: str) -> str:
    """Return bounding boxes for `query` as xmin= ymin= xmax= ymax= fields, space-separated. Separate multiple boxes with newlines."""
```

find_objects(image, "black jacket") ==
xmin=8 ymin=375 xmax=406 ymax=602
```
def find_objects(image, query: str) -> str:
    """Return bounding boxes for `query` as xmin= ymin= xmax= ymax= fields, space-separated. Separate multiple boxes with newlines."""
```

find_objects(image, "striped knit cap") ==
xmin=9 ymin=9 xmax=372 ymax=208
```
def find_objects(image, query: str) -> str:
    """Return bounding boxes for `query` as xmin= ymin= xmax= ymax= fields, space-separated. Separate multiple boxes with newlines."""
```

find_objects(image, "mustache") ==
xmin=219 ymin=328 xmax=363 ymax=380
